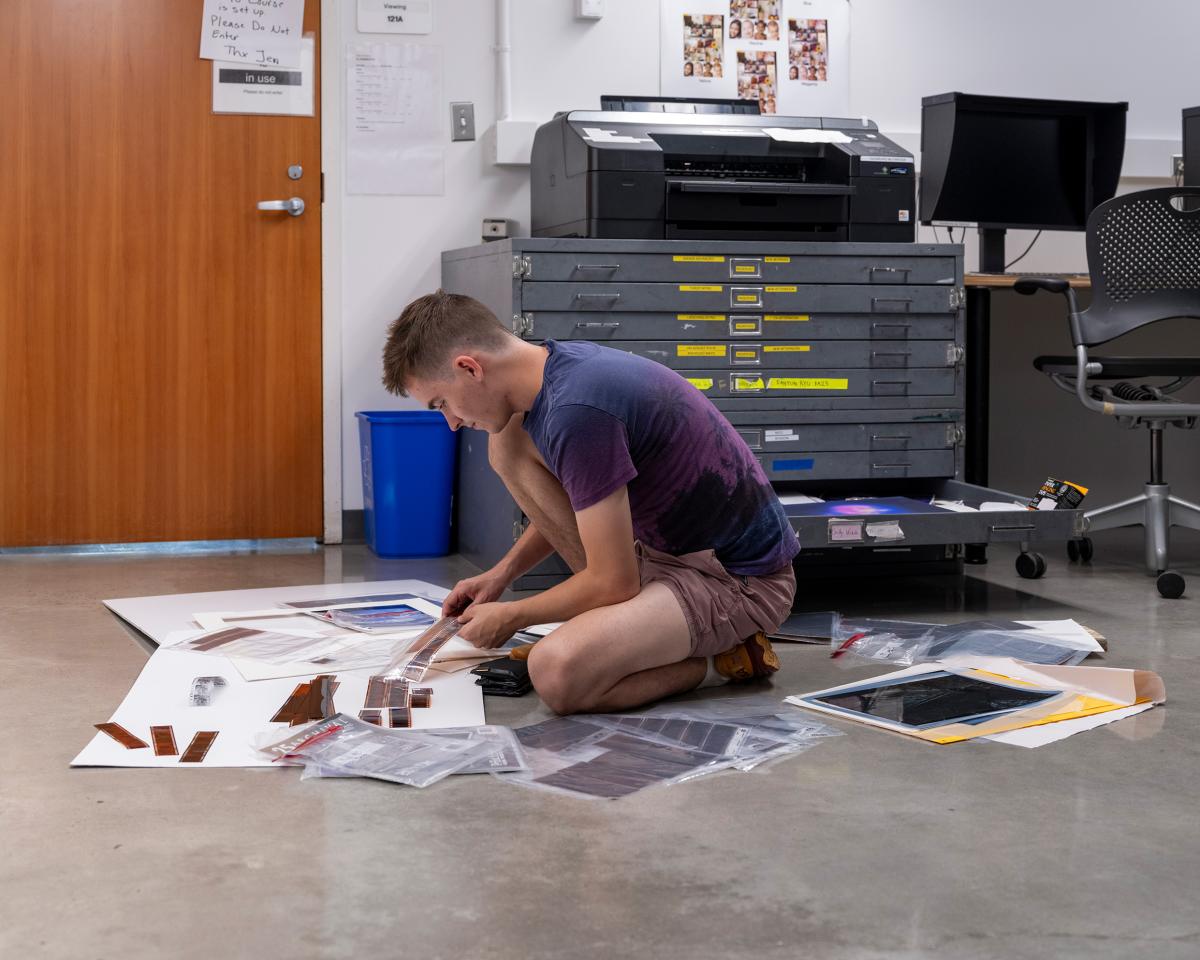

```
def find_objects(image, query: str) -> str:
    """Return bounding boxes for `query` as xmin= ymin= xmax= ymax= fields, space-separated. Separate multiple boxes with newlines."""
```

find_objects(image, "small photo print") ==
xmin=788 ymin=18 xmax=829 ymax=82
xmin=729 ymin=0 xmax=780 ymax=42
xmin=736 ymin=49 xmax=777 ymax=114
xmin=683 ymin=14 xmax=725 ymax=79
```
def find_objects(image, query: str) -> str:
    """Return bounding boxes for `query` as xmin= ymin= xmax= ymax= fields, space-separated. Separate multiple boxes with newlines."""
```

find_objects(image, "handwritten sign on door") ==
xmin=199 ymin=0 xmax=306 ymax=69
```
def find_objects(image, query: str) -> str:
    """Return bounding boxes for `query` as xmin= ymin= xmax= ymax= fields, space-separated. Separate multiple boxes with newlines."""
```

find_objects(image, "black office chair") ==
xmin=1017 ymin=187 xmax=1200 ymax=599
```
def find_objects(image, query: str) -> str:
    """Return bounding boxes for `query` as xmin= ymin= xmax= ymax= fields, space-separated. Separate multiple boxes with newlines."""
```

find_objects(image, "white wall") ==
xmin=330 ymin=0 xmax=1197 ymax=513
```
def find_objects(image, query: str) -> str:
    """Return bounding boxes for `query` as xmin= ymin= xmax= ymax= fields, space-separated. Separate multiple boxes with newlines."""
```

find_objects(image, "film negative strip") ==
xmin=94 ymin=722 xmax=149 ymax=750
xmin=271 ymin=675 xmax=339 ymax=726
xmin=179 ymin=731 xmax=219 ymax=763
xmin=150 ymin=725 xmax=179 ymax=756
xmin=382 ymin=616 xmax=463 ymax=684
xmin=383 ymin=707 xmax=412 ymax=728
xmin=358 ymin=709 xmax=382 ymax=726
xmin=410 ymin=687 xmax=433 ymax=709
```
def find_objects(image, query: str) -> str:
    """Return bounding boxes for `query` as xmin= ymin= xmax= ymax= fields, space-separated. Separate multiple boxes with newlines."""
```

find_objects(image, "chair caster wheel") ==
xmin=1016 ymin=552 xmax=1047 ymax=580
xmin=1067 ymin=537 xmax=1094 ymax=562
xmin=1157 ymin=571 xmax=1185 ymax=599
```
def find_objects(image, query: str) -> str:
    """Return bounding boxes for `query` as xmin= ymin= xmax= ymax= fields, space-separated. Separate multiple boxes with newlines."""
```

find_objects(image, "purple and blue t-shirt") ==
xmin=522 ymin=340 xmax=799 ymax=577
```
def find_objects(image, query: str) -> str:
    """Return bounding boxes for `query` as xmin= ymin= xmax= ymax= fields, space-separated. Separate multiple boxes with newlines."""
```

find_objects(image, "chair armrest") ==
xmin=1013 ymin=276 xmax=1070 ymax=296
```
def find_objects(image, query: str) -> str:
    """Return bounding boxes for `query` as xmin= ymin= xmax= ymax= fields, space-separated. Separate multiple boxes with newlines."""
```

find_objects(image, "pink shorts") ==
xmin=636 ymin=542 xmax=796 ymax=658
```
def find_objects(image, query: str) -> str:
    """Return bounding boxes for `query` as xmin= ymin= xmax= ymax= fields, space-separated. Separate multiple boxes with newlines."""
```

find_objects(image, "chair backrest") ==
xmin=1079 ymin=187 xmax=1200 ymax=347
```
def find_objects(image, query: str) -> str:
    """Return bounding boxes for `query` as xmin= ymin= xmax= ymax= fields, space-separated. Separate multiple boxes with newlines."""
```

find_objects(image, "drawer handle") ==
xmin=871 ymin=462 xmax=912 ymax=469
xmin=575 ymin=321 xmax=622 ymax=329
xmin=871 ymin=297 xmax=913 ymax=312
xmin=575 ymin=292 xmax=621 ymax=300
xmin=871 ymin=321 xmax=912 ymax=329
xmin=574 ymin=263 xmax=621 ymax=270
xmin=870 ymin=266 xmax=912 ymax=280
xmin=871 ymin=351 xmax=912 ymax=359
xmin=870 ymin=434 xmax=911 ymax=440
xmin=990 ymin=524 xmax=1037 ymax=533
xmin=872 ymin=379 xmax=913 ymax=385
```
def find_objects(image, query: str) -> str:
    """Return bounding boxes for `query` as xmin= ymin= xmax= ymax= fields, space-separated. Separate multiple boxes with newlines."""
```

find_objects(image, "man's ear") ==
xmin=452 ymin=354 xmax=484 ymax=381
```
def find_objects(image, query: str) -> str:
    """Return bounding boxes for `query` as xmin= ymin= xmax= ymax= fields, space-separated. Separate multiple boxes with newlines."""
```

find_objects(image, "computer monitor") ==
xmin=1184 ymin=107 xmax=1200 ymax=186
xmin=920 ymin=93 xmax=1127 ymax=271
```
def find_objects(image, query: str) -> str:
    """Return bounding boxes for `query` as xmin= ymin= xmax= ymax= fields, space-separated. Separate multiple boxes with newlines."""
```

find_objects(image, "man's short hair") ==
xmin=381 ymin=290 xmax=514 ymax=396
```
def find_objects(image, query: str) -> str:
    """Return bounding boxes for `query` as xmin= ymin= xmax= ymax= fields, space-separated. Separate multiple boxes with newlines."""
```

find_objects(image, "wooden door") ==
xmin=0 ymin=1 xmax=323 ymax=546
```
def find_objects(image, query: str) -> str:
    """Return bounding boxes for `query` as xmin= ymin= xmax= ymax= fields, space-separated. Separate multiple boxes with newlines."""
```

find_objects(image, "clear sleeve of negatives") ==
xmin=259 ymin=714 xmax=525 ymax=788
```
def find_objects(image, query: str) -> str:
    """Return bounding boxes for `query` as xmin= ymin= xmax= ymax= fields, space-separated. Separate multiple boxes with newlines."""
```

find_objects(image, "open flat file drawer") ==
xmin=611 ymin=339 xmax=959 ymax=370
xmin=521 ymin=282 xmax=958 ymax=316
xmin=784 ymin=479 xmax=1086 ymax=550
xmin=520 ymin=248 xmax=959 ymax=286
xmin=522 ymin=312 xmax=957 ymax=342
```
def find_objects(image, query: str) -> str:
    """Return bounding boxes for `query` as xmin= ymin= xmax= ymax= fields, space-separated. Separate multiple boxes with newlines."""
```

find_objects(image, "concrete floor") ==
xmin=2 ymin=529 xmax=1198 ymax=960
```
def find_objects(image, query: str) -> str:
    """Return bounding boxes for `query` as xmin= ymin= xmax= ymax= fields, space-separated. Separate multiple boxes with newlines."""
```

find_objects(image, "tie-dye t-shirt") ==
xmin=522 ymin=340 xmax=799 ymax=577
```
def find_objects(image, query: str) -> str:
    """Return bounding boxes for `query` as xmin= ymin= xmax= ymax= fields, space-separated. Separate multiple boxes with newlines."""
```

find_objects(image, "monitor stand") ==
xmin=978 ymin=227 xmax=1006 ymax=273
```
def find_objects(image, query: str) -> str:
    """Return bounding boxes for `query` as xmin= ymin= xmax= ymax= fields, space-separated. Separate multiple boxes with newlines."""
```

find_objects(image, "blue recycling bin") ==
xmin=356 ymin=411 xmax=456 ymax=557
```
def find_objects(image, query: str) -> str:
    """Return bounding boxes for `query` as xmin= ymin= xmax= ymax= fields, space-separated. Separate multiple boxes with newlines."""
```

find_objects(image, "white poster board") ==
xmin=212 ymin=34 xmax=314 ymax=116
xmin=660 ymin=0 xmax=849 ymax=117
xmin=199 ymin=0 xmax=306 ymax=69
xmin=347 ymin=41 xmax=444 ymax=195
xmin=358 ymin=0 xmax=434 ymax=34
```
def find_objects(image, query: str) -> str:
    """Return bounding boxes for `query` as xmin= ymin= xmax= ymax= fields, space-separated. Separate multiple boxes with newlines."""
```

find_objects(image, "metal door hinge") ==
xmin=946 ymin=344 xmax=965 ymax=365
xmin=947 ymin=424 xmax=965 ymax=445
xmin=512 ymin=520 xmax=526 ymax=543
xmin=512 ymin=255 xmax=531 ymax=278
xmin=512 ymin=313 xmax=534 ymax=337
xmin=948 ymin=286 xmax=965 ymax=309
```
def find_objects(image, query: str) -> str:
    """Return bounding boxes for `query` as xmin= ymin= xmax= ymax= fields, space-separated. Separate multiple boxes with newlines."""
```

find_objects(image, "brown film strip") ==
xmin=189 ymin=626 xmax=259 ymax=652
xmin=358 ymin=709 xmax=382 ymax=725
xmin=271 ymin=675 xmax=339 ymax=725
xmin=384 ymin=707 xmax=412 ymax=729
xmin=179 ymin=731 xmax=219 ymax=763
xmin=150 ymin=725 xmax=178 ymax=756
xmin=94 ymin=722 xmax=149 ymax=750
xmin=410 ymin=688 xmax=433 ymax=709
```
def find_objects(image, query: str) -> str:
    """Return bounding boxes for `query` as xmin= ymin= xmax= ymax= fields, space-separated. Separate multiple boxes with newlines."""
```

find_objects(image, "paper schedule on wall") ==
xmin=199 ymin=0 xmax=306 ymax=69
xmin=347 ymin=42 xmax=444 ymax=196
xmin=660 ymin=0 xmax=848 ymax=117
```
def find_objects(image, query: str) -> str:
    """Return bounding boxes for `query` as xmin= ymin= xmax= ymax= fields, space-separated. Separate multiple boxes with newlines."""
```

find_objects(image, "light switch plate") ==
xmin=451 ymin=102 xmax=475 ymax=142
xmin=575 ymin=0 xmax=604 ymax=19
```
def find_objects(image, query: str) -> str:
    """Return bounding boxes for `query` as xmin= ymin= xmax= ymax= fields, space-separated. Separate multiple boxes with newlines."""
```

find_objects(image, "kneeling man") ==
xmin=382 ymin=291 xmax=799 ymax=714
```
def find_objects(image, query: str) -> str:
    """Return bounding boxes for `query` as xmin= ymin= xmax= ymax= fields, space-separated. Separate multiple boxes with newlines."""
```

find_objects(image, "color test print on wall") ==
xmin=662 ymin=0 xmax=848 ymax=116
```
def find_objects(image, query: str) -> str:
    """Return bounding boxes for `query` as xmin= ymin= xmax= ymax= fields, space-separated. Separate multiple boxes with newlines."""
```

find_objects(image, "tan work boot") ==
xmin=713 ymin=631 xmax=781 ymax=682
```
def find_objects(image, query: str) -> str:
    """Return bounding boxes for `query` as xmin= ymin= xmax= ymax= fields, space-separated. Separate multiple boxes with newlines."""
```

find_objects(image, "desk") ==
xmin=962 ymin=273 xmax=1091 ymax=562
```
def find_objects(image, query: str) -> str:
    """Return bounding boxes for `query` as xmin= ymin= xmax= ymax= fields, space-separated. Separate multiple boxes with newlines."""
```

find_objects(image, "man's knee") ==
xmin=527 ymin=642 xmax=594 ymax=715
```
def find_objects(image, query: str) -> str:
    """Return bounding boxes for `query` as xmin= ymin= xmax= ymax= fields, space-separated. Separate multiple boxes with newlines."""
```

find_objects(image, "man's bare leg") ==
xmin=488 ymin=416 xmax=586 ymax=572
xmin=527 ymin=581 xmax=706 ymax=714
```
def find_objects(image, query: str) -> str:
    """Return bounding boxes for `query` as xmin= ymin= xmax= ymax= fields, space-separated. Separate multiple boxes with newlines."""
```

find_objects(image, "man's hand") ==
xmin=456 ymin=601 xmax=518 ymax=649
xmin=442 ymin=568 xmax=510 ymax=617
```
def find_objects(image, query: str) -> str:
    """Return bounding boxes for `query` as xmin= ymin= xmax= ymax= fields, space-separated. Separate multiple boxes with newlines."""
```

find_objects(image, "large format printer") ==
xmin=530 ymin=97 xmax=915 ymax=243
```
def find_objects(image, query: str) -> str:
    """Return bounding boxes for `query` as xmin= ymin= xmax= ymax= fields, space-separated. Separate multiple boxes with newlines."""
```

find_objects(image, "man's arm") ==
xmin=441 ymin=523 xmax=556 ymax=617
xmin=456 ymin=486 xmax=639 ymax=647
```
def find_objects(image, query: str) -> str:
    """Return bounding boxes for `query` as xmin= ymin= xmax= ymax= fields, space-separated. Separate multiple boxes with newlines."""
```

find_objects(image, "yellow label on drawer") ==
xmin=733 ymin=377 xmax=765 ymax=391
xmin=680 ymin=285 xmax=722 ymax=292
xmin=764 ymin=314 xmax=810 ymax=321
xmin=673 ymin=255 xmax=725 ymax=263
xmin=768 ymin=377 xmax=849 ymax=390
xmin=686 ymin=378 xmax=714 ymax=391
xmin=764 ymin=256 xmax=791 ymax=263
xmin=676 ymin=314 xmax=725 ymax=321
xmin=735 ymin=294 xmax=760 ymax=302
xmin=763 ymin=345 xmax=811 ymax=352
xmin=734 ymin=350 xmax=758 ymax=358
xmin=733 ymin=322 xmax=759 ymax=330
xmin=733 ymin=265 xmax=758 ymax=273
xmin=765 ymin=285 xmax=798 ymax=293
xmin=677 ymin=345 xmax=726 ymax=357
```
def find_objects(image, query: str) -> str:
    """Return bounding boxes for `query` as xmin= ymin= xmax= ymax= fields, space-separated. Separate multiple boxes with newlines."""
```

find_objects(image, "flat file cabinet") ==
xmin=442 ymin=239 xmax=1082 ymax=587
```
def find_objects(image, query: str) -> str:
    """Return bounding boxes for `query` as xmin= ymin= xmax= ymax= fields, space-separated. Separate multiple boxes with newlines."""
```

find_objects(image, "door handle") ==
xmin=257 ymin=197 xmax=305 ymax=217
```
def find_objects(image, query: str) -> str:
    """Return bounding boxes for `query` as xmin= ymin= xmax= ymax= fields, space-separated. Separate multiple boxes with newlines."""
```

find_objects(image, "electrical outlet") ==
xmin=1173 ymin=155 xmax=1185 ymax=179
xmin=451 ymin=102 xmax=475 ymax=142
